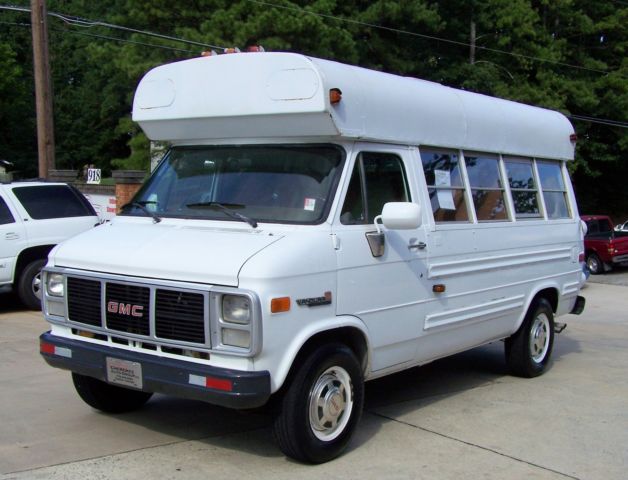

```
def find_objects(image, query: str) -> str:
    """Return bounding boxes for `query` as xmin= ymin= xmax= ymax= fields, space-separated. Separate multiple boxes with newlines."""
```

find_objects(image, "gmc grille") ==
xmin=65 ymin=276 xmax=208 ymax=346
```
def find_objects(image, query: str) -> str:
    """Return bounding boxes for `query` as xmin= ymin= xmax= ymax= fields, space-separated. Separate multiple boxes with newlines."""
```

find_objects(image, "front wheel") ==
xmin=72 ymin=373 xmax=153 ymax=413
xmin=17 ymin=258 xmax=46 ymax=310
xmin=272 ymin=344 xmax=364 ymax=464
xmin=505 ymin=298 xmax=555 ymax=378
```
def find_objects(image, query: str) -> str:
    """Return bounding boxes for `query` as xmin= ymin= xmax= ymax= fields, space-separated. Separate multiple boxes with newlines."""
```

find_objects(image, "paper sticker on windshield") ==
xmin=304 ymin=198 xmax=316 ymax=211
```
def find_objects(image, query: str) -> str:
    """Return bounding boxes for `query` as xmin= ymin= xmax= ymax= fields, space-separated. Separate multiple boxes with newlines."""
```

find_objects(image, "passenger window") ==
xmin=420 ymin=149 xmax=469 ymax=223
xmin=464 ymin=153 xmax=508 ymax=221
xmin=340 ymin=152 xmax=410 ymax=225
xmin=0 ymin=196 xmax=15 ymax=225
xmin=537 ymin=161 xmax=570 ymax=219
xmin=504 ymin=158 xmax=541 ymax=218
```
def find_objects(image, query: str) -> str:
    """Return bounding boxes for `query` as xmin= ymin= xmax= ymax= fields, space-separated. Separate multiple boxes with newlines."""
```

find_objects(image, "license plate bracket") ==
xmin=106 ymin=357 xmax=143 ymax=389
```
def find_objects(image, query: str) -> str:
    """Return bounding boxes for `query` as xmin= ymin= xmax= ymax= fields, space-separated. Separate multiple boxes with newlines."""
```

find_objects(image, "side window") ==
xmin=464 ymin=153 xmax=508 ymax=221
xmin=0 ymin=196 xmax=15 ymax=225
xmin=12 ymin=185 xmax=95 ymax=220
xmin=504 ymin=158 xmax=541 ymax=218
xmin=537 ymin=161 xmax=570 ymax=219
xmin=420 ymin=149 xmax=469 ymax=223
xmin=340 ymin=152 xmax=410 ymax=225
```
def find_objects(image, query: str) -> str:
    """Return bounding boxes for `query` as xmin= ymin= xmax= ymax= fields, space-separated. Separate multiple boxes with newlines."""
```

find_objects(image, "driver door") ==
xmin=333 ymin=145 xmax=430 ymax=373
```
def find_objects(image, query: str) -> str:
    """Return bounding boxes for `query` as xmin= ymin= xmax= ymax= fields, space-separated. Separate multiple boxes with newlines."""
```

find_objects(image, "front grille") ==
xmin=155 ymin=289 xmax=205 ymax=343
xmin=67 ymin=277 xmax=102 ymax=327
xmin=105 ymin=282 xmax=150 ymax=336
xmin=64 ymin=275 xmax=208 ymax=346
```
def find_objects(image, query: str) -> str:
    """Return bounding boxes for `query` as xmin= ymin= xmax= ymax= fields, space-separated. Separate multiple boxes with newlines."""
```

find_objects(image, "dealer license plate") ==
xmin=106 ymin=357 xmax=143 ymax=389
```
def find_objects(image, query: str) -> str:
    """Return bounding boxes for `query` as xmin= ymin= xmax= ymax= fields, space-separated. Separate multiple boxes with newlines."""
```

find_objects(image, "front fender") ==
xmin=260 ymin=314 xmax=371 ymax=393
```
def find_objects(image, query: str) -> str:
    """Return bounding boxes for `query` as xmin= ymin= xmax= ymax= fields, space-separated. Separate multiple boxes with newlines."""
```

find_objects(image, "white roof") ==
xmin=133 ymin=52 xmax=575 ymax=160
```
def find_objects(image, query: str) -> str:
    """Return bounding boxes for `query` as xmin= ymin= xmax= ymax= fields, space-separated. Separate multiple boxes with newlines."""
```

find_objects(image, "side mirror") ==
xmin=380 ymin=202 xmax=422 ymax=230
xmin=367 ymin=202 xmax=421 ymax=258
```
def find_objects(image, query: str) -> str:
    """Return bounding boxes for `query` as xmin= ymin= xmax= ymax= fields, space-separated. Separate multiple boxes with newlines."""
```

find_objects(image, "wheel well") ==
xmin=533 ymin=287 xmax=558 ymax=313
xmin=289 ymin=327 xmax=369 ymax=381
xmin=15 ymin=245 xmax=53 ymax=282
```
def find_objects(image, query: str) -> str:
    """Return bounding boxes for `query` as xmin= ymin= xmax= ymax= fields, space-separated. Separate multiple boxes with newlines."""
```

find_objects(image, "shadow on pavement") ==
xmin=93 ymin=331 xmax=579 ymax=459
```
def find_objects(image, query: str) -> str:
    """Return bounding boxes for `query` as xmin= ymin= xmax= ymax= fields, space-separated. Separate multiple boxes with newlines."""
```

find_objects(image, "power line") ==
xmin=569 ymin=115 xmax=628 ymax=129
xmin=0 ymin=19 xmax=201 ymax=54
xmin=244 ymin=0 xmax=619 ymax=77
xmin=0 ymin=5 xmax=226 ymax=50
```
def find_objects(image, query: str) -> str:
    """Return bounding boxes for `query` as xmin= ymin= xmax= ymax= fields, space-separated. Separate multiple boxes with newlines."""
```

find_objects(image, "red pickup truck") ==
xmin=582 ymin=215 xmax=628 ymax=274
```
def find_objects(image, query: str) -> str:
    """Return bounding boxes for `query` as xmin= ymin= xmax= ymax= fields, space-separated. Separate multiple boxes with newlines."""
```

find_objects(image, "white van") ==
xmin=40 ymin=52 xmax=585 ymax=463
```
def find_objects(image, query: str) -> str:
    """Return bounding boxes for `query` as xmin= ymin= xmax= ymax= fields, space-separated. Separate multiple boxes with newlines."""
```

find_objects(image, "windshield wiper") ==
xmin=121 ymin=201 xmax=162 ymax=223
xmin=186 ymin=202 xmax=258 ymax=228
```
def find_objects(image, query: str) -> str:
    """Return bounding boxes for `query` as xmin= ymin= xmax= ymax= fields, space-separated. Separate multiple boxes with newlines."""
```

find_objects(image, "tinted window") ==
xmin=504 ymin=159 xmax=541 ymax=218
xmin=464 ymin=153 xmax=508 ymax=221
xmin=421 ymin=149 xmax=469 ymax=222
xmin=12 ymin=185 xmax=95 ymax=220
xmin=537 ymin=161 xmax=570 ymax=219
xmin=0 ymin=196 xmax=15 ymax=225
xmin=340 ymin=152 xmax=410 ymax=225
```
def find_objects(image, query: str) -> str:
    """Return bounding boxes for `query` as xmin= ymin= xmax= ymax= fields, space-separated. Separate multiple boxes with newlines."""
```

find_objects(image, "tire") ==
xmin=72 ymin=373 xmax=153 ymax=413
xmin=272 ymin=343 xmax=364 ymax=464
xmin=586 ymin=253 xmax=603 ymax=275
xmin=505 ymin=298 xmax=555 ymax=378
xmin=17 ymin=258 xmax=47 ymax=310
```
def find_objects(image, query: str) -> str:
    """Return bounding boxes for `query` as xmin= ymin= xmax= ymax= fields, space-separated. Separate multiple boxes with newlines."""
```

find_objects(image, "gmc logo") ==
xmin=107 ymin=301 xmax=144 ymax=318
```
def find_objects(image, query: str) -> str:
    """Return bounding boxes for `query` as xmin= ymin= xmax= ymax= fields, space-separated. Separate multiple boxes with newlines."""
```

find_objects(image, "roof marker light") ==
xmin=224 ymin=47 xmax=241 ymax=54
xmin=330 ymin=88 xmax=342 ymax=104
xmin=201 ymin=50 xmax=218 ymax=57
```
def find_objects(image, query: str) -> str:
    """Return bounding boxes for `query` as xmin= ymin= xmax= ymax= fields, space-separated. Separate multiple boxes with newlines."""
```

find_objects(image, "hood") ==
xmin=51 ymin=219 xmax=283 ymax=286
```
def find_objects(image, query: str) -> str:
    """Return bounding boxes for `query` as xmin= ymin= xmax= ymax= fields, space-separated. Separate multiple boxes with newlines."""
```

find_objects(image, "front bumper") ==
xmin=40 ymin=332 xmax=270 ymax=409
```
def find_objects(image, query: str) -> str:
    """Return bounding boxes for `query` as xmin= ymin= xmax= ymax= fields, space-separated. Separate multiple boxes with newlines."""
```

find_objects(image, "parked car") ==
xmin=0 ymin=181 xmax=98 ymax=309
xmin=581 ymin=215 xmax=628 ymax=274
xmin=614 ymin=220 xmax=628 ymax=232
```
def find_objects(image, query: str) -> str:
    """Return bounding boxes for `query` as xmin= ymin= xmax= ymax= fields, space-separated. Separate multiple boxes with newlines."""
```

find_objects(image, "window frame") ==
xmin=503 ymin=157 xmax=543 ymax=220
xmin=462 ymin=151 xmax=510 ymax=223
xmin=339 ymin=151 xmax=411 ymax=226
xmin=536 ymin=160 xmax=572 ymax=220
xmin=420 ymin=147 xmax=471 ymax=224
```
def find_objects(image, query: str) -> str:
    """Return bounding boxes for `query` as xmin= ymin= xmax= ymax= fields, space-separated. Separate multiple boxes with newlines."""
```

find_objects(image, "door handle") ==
xmin=5 ymin=232 xmax=20 ymax=240
xmin=408 ymin=242 xmax=426 ymax=250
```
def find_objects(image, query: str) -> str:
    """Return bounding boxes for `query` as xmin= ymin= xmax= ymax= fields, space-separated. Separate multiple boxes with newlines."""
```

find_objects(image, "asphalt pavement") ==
xmin=1 ymin=279 xmax=627 ymax=480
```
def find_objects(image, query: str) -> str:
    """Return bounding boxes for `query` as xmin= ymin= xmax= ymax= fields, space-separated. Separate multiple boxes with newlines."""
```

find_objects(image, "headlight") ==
xmin=222 ymin=295 xmax=251 ymax=324
xmin=46 ymin=273 xmax=65 ymax=297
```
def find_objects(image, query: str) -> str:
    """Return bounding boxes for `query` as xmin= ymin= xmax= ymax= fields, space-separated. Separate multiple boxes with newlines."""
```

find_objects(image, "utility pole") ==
xmin=30 ymin=0 xmax=55 ymax=178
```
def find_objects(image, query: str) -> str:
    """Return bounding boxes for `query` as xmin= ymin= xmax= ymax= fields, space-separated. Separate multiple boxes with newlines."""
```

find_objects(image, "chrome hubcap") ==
xmin=309 ymin=366 xmax=353 ymax=441
xmin=530 ymin=313 xmax=550 ymax=363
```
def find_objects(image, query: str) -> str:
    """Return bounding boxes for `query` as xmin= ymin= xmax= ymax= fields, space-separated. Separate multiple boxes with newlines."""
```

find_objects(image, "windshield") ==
xmin=122 ymin=144 xmax=345 ymax=225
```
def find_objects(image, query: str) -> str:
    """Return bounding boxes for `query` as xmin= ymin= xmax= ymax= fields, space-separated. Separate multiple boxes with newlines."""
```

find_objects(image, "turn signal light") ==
xmin=271 ymin=297 xmax=291 ymax=313
xmin=432 ymin=284 xmax=446 ymax=293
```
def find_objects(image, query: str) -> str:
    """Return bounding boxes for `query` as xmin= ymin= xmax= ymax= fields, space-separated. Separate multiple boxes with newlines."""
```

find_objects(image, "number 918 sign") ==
xmin=87 ymin=168 xmax=101 ymax=185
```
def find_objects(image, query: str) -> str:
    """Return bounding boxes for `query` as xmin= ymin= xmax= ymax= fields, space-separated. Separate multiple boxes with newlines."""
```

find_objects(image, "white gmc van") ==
xmin=40 ymin=52 xmax=585 ymax=463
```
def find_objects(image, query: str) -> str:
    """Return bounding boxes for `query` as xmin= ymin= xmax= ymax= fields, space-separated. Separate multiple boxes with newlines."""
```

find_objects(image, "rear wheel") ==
xmin=586 ymin=253 xmax=604 ymax=275
xmin=505 ymin=298 xmax=555 ymax=378
xmin=17 ymin=259 xmax=46 ymax=310
xmin=272 ymin=343 xmax=364 ymax=464
xmin=72 ymin=373 xmax=153 ymax=413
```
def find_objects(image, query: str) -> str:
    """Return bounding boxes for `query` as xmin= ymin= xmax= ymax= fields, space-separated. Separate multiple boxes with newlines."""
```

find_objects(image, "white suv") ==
xmin=0 ymin=181 xmax=98 ymax=309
